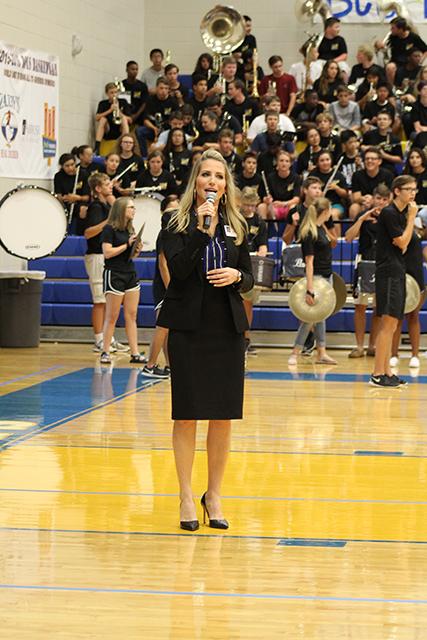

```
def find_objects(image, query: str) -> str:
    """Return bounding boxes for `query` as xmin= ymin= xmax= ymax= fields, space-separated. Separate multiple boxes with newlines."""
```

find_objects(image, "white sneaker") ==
xmin=288 ymin=354 xmax=297 ymax=365
xmin=390 ymin=356 xmax=399 ymax=367
xmin=409 ymin=356 xmax=420 ymax=368
xmin=93 ymin=340 xmax=103 ymax=352
xmin=111 ymin=338 xmax=130 ymax=353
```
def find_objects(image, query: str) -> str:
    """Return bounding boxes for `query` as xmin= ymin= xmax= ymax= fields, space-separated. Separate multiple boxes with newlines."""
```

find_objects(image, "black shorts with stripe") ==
xmin=375 ymin=271 xmax=406 ymax=320
xmin=103 ymin=269 xmax=140 ymax=295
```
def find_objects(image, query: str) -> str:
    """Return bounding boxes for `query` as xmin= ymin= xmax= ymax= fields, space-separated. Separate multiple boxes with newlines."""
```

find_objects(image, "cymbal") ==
xmin=288 ymin=276 xmax=336 ymax=323
xmin=332 ymin=272 xmax=347 ymax=315
xmin=405 ymin=274 xmax=421 ymax=314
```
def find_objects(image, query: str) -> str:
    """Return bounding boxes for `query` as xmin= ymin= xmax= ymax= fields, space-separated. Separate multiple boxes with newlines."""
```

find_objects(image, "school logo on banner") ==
xmin=1 ymin=109 xmax=18 ymax=146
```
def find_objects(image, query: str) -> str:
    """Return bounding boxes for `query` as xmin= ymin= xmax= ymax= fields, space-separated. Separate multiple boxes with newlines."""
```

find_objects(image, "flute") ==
xmin=68 ymin=165 xmax=80 ymax=223
xmin=322 ymin=155 xmax=344 ymax=195
xmin=115 ymin=162 xmax=138 ymax=182
xmin=133 ymin=184 xmax=166 ymax=194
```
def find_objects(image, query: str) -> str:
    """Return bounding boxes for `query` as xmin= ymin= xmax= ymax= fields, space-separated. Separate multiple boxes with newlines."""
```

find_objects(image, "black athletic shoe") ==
xmin=302 ymin=331 xmax=315 ymax=356
xmin=388 ymin=374 xmax=408 ymax=387
xmin=129 ymin=353 xmax=148 ymax=364
xmin=369 ymin=374 xmax=399 ymax=388
xmin=140 ymin=364 xmax=169 ymax=379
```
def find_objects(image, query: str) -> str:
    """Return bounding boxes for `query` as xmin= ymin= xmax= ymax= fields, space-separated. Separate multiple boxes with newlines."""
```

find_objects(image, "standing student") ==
xmin=157 ymin=149 xmax=253 ymax=531
xmin=370 ymin=176 xmax=418 ymax=387
xmin=100 ymin=198 xmax=147 ymax=365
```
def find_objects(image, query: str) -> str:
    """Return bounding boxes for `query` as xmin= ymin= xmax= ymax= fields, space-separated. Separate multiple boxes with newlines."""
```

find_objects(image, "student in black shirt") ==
xmin=95 ymin=82 xmax=131 ymax=153
xmin=350 ymin=147 xmax=394 ymax=220
xmin=205 ymin=95 xmax=243 ymax=144
xmin=135 ymin=149 xmax=178 ymax=198
xmin=404 ymin=147 xmax=427 ymax=205
xmin=143 ymin=77 xmax=179 ymax=141
xmin=192 ymin=54 xmax=219 ymax=92
xmin=103 ymin=152 xmax=133 ymax=198
xmin=288 ymin=197 xmax=338 ymax=365
xmin=258 ymin=150 xmax=301 ymax=220
xmin=226 ymin=79 xmax=260 ymax=127
xmin=375 ymin=17 xmax=427 ymax=87
xmin=349 ymin=45 xmax=385 ymax=88
xmin=72 ymin=144 xmax=100 ymax=178
xmin=296 ymin=127 xmax=323 ymax=176
xmin=315 ymin=112 xmax=341 ymax=162
xmin=165 ymin=64 xmax=189 ymax=106
xmin=318 ymin=18 xmax=348 ymax=65
xmin=188 ymin=75 xmax=209 ymax=122
xmin=100 ymin=197 xmax=146 ymax=365
xmin=395 ymin=49 xmax=424 ymax=92
xmin=309 ymin=150 xmax=348 ymax=219
xmin=53 ymin=153 xmax=90 ymax=234
xmin=218 ymin=129 xmax=242 ymax=177
xmin=370 ymin=175 xmax=418 ymax=387
xmin=339 ymin=129 xmax=363 ymax=189
xmin=235 ymin=151 xmax=262 ymax=191
xmin=233 ymin=14 xmax=257 ymax=64
xmin=361 ymin=110 xmax=403 ymax=175
xmin=345 ymin=185 xmax=391 ymax=358
xmin=361 ymin=82 xmax=396 ymax=127
xmin=122 ymin=60 xmax=149 ymax=126
xmin=313 ymin=60 xmax=342 ymax=105
xmin=113 ymin=133 xmax=145 ymax=192
xmin=163 ymin=128 xmax=192 ymax=192
xmin=410 ymin=83 xmax=427 ymax=137
xmin=193 ymin=111 xmax=220 ymax=152
xmin=291 ymin=90 xmax=324 ymax=139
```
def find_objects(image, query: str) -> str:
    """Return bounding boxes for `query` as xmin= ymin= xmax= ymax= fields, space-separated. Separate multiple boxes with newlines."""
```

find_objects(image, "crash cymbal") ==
xmin=405 ymin=274 xmax=421 ymax=314
xmin=332 ymin=272 xmax=347 ymax=315
xmin=288 ymin=276 xmax=336 ymax=323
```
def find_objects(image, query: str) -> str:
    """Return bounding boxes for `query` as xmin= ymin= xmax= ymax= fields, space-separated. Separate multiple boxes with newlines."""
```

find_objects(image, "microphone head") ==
xmin=205 ymin=190 xmax=217 ymax=204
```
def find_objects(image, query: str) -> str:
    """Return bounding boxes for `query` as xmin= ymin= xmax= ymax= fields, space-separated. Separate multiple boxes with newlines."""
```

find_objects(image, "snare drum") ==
xmin=250 ymin=254 xmax=275 ymax=291
xmin=0 ymin=186 xmax=68 ymax=260
xmin=133 ymin=193 xmax=164 ymax=252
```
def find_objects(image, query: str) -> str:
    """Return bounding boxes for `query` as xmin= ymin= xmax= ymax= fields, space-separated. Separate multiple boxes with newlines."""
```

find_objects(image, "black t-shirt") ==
xmin=101 ymin=224 xmax=134 ymax=272
xmin=222 ymin=151 xmax=242 ymax=176
xmin=395 ymin=64 xmax=421 ymax=88
xmin=164 ymin=150 xmax=192 ymax=188
xmin=389 ymin=32 xmax=427 ymax=66
xmin=117 ymin=155 xmax=145 ymax=186
xmin=318 ymin=35 xmax=347 ymax=60
xmin=291 ymin=102 xmax=324 ymax=125
xmin=351 ymin=168 xmax=394 ymax=195
xmin=376 ymin=203 xmax=406 ymax=275
xmin=53 ymin=169 xmax=90 ymax=213
xmin=258 ymin=171 xmax=301 ymax=201
xmin=286 ymin=203 xmax=334 ymax=237
xmin=85 ymin=200 xmax=111 ymax=254
xmin=195 ymin=129 xmax=219 ymax=147
xmin=218 ymin=111 xmax=243 ymax=136
xmin=153 ymin=211 xmax=173 ymax=305
xmin=356 ymin=209 xmax=379 ymax=260
xmin=308 ymin=168 xmax=347 ymax=206
xmin=362 ymin=100 xmax=395 ymax=122
xmin=301 ymin=226 xmax=332 ymax=277
xmin=412 ymin=169 xmax=427 ymax=205
xmin=410 ymin=100 xmax=427 ymax=127
xmin=245 ymin=213 xmax=268 ymax=252
xmin=169 ymin=83 xmax=189 ymax=103
xmin=96 ymin=99 xmax=131 ymax=139
xmin=340 ymin=154 xmax=362 ymax=188
xmin=404 ymin=227 xmax=425 ymax=290
xmin=313 ymin=78 xmax=341 ymax=104
xmin=235 ymin=33 xmax=257 ymax=56
xmin=235 ymin=171 xmax=262 ymax=191
xmin=320 ymin=133 xmax=341 ymax=162
xmin=135 ymin=169 xmax=178 ymax=198
xmin=362 ymin=130 xmax=403 ymax=175
xmin=122 ymin=79 xmax=149 ymax=122
xmin=188 ymin=96 xmax=207 ymax=122
xmin=296 ymin=146 xmax=322 ymax=175
xmin=145 ymin=95 xmax=178 ymax=127
xmin=349 ymin=63 xmax=385 ymax=85
xmin=226 ymin=97 xmax=260 ymax=126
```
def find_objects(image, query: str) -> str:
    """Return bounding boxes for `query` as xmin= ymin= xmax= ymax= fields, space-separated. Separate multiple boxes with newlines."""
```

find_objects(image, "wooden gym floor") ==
xmin=0 ymin=342 xmax=426 ymax=639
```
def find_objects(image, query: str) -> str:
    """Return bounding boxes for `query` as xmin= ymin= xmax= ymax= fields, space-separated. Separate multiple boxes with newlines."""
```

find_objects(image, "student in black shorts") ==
xmin=100 ymin=197 xmax=146 ymax=365
xmin=371 ymin=175 xmax=418 ymax=387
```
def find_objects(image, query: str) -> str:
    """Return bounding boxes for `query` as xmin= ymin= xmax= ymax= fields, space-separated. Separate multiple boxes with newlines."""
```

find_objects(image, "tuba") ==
xmin=295 ymin=0 xmax=333 ymax=96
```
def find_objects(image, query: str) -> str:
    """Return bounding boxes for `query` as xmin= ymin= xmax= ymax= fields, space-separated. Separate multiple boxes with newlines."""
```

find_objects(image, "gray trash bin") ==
xmin=0 ymin=271 xmax=46 ymax=347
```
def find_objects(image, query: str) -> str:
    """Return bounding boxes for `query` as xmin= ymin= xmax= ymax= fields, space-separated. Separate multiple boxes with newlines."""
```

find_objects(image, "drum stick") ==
xmin=129 ymin=222 xmax=145 ymax=260
xmin=115 ymin=162 xmax=138 ymax=181
xmin=68 ymin=165 xmax=80 ymax=223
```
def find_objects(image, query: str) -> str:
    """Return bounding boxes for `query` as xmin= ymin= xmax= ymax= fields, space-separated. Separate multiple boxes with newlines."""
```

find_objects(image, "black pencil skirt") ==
xmin=168 ymin=285 xmax=245 ymax=420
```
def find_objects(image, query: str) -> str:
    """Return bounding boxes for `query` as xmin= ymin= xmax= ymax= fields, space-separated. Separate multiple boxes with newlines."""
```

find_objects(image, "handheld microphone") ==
xmin=203 ymin=190 xmax=216 ymax=229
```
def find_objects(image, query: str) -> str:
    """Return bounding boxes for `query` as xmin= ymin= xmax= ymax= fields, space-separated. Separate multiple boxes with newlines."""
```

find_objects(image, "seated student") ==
xmin=140 ymin=195 xmax=180 ymax=379
xmin=115 ymin=132 xmax=145 ymax=174
xmin=218 ymin=128 xmax=242 ymax=177
xmin=84 ymin=173 xmax=129 ymax=355
xmin=204 ymin=95 xmax=243 ymax=146
xmin=221 ymin=56 xmax=239 ymax=92
xmin=409 ymin=81 xmax=427 ymax=141
xmin=141 ymin=48 xmax=165 ymax=94
xmin=251 ymin=111 xmax=294 ymax=155
xmin=235 ymin=151 xmax=262 ymax=191
xmin=142 ymin=77 xmax=179 ymax=145
xmin=315 ymin=112 xmax=341 ymax=162
xmin=95 ymin=83 xmax=131 ymax=154
xmin=361 ymin=110 xmax=403 ymax=175
xmin=102 ymin=152 xmax=125 ymax=199
xmin=259 ymin=55 xmax=298 ymax=116
xmin=404 ymin=147 xmax=427 ymax=205
xmin=318 ymin=17 xmax=348 ymax=66
xmin=192 ymin=53 xmax=219 ymax=92
xmin=226 ymin=79 xmax=261 ymax=126
xmin=153 ymin=111 xmax=192 ymax=151
xmin=54 ymin=153 xmax=90 ymax=234
xmin=309 ymin=150 xmax=349 ymax=221
xmin=135 ymin=149 xmax=178 ymax=198
xmin=163 ymin=128 xmax=192 ymax=192
xmin=258 ymin=150 xmax=301 ymax=220
xmin=395 ymin=49 xmax=424 ymax=94
xmin=313 ymin=60 xmax=342 ymax=106
xmin=247 ymin=94 xmax=295 ymax=142
xmin=192 ymin=110 xmax=220 ymax=152
xmin=239 ymin=187 xmax=268 ymax=354
xmin=256 ymin=132 xmax=285 ymax=176
xmin=289 ymin=42 xmax=324 ymax=93
xmin=233 ymin=14 xmax=258 ymax=67
xmin=164 ymin=63 xmax=189 ymax=107
xmin=122 ymin=60 xmax=149 ymax=126
xmin=329 ymin=85 xmax=361 ymax=132
xmin=355 ymin=67 xmax=383 ymax=116
xmin=188 ymin=74 xmax=209 ymax=122
xmin=361 ymin=82 xmax=396 ymax=129
xmin=295 ymin=126 xmax=323 ymax=177
xmin=72 ymin=144 xmax=100 ymax=178
xmin=349 ymin=44 xmax=385 ymax=92
xmin=291 ymin=90 xmax=324 ymax=139
xmin=339 ymin=129 xmax=363 ymax=189
xmin=375 ymin=17 xmax=427 ymax=87
xmin=345 ymin=184 xmax=391 ymax=358
xmin=350 ymin=147 xmax=394 ymax=220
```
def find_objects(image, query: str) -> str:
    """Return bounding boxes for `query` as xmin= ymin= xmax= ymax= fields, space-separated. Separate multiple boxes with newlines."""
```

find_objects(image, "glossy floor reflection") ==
xmin=0 ymin=344 xmax=426 ymax=639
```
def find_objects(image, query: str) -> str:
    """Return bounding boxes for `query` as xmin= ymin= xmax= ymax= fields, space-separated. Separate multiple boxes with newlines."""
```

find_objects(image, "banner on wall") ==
xmin=318 ymin=0 xmax=427 ymax=23
xmin=0 ymin=42 xmax=59 ymax=179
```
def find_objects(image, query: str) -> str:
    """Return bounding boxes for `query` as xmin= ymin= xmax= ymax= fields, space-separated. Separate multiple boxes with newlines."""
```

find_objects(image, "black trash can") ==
xmin=0 ymin=271 xmax=46 ymax=347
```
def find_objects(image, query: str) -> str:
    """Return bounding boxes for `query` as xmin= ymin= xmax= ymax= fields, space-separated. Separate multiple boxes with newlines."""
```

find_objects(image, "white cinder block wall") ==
xmin=0 ymin=0 xmax=145 ymax=195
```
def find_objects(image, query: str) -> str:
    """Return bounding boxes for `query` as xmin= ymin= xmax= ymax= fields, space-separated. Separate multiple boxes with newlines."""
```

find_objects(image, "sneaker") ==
xmin=390 ymin=356 xmax=399 ymax=367
xmin=348 ymin=347 xmax=364 ymax=358
xmin=140 ymin=364 xmax=169 ymax=379
xmin=388 ymin=374 xmax=407 ymax=387
xmin=369 ymin=374 xmax=399 ymax=388
xmin=93 ymin=340 xmax=103 ymax=353
xmin=129 ymin=353 xmax=148 ymax=364
xmin=288 ymin=354 xmax=297 ymax=366
xmin=111 ymin=338 xmax=130 ymax=353
xmin=301 ymin=332 xmax=315 ymax=356
xmin=163 ymin=366 xmax=171 ymax=376
xmin=100 ymin=351 xmax=112 ymax=365
xmin=409 ymin=356 xmax=420 ymax=368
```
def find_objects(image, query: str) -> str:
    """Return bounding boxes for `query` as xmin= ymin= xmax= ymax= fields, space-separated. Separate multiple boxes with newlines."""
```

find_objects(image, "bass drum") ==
xmin=133 ymin=193 xmax=164 ymax=252
xmin=0 ymin=186 xmax=68 ymax=260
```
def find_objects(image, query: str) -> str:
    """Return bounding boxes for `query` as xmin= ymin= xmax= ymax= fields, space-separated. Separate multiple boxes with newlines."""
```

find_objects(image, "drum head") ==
xmin=133 ymin=194 xmax=163 ymax=252
xmin=0 ymin=186 xmax=67 ymax=259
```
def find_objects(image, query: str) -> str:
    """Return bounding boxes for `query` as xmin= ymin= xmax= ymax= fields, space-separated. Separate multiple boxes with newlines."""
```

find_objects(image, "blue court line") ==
xmin=0 ymin=365 xmax=64 ymax=388
xmin=246 ymin=371 xmax=427 ymax=384
xmin=1 ymin=526 xmax=426 ymax=545
xmin=0 ymin=583 xmax=426 ymax=605
xmin=278 ymin=538 xmax=347 ymax=548
xmin=0 ymin=368 xmax=162 ymax=452
xmin=1 ymin=487 xmax=426 ymax=506
xmin=354 ymin=450 xmax=403 ymax=456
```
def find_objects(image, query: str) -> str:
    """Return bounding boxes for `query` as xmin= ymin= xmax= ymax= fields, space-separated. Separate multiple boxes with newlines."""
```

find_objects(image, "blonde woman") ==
xmin=157 ymin=149 xmax=254 ymax=531
xmin=288 ymin=197 xmax=337 ymax=365
xmin=100 ymin=197 xmax=146 ymax=365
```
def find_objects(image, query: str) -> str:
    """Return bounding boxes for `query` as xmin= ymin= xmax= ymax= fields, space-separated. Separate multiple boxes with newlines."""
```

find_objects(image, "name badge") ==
xmin=224 ymin=225 xmax=237 ymax=238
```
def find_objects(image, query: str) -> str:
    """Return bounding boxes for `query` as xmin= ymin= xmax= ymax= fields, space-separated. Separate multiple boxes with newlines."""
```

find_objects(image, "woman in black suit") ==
xmin=158 ymin=149 xmax=253 ymax=531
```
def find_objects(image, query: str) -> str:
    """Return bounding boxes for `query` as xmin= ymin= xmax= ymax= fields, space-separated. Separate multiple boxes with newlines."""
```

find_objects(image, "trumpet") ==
xmin=250 ymin=48 xmax=259 ymax=98
xmin=267 ymin=80 xmax=277 ymax=96
xmin=112 ymin=97 xmax=122 ymax=125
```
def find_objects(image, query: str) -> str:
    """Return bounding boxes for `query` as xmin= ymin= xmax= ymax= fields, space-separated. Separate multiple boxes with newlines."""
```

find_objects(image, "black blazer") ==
xmin=158 ymin=215 xmax=254 ymax=333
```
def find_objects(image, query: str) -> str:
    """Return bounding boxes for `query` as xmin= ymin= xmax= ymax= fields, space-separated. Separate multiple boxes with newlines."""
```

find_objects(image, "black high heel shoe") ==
xmin=179 ymin=500 xmax=199 ymax=531
xmin=200 ymin=492 xmax=229 ymax=529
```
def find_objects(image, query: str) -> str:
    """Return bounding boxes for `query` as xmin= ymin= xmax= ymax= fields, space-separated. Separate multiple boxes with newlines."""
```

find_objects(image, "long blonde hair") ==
xmin=298 ymin=197 xmax=331 ymax=242
xmin=106 ymin=197 xmax=135 ymax=233
xmin=168 ymin=149 xmax=247 ymax=245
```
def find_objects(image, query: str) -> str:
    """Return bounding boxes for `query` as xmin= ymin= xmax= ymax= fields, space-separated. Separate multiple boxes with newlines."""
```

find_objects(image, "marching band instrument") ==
xmin=115 ymin=162 xmax=139 ymax=182
xmin=288 ymin=275 xmax=336 ymax=323
xmin=405 ymin=273 xmax=421 ymax=313
xmin=68 ymin=165 xmax=81 ymax=223
xmin=374 ymin=1 xmax=411 ymax=65
xmin=267 ymin=80 xmax=277 ymax=96
xmin=133 ymin=185 xmax=167 ymax=194
xmin=250 ymin=253 xmax=275 ymax=290
xmin=165 ymin=49 xmax=172 ymax=65
xmin=112 ymin=97 xmax=122 ymax=125
xmin=295 ymin=0 xmax=332 ymax=23
xmin=129 ymin=222 xmax=145 ymax=260
xmin=251 ymin=48 xmax=259 ymax=99
xmin=332 ymin=272 xmax=347 ymax=315
xmin=322 ymin=155 xmax=344 ymax=195
xmin=133 ymin=193 xmax=164 ymax=252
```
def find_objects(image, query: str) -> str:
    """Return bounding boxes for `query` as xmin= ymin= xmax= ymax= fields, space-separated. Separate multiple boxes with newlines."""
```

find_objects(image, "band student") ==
xmin=157 ymin=149 xmax=253 ymax=531
xmin=100 ymin=197 xmax=147 ymax=366
xmin=370 ymin=175 xmax=418 ymax=388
